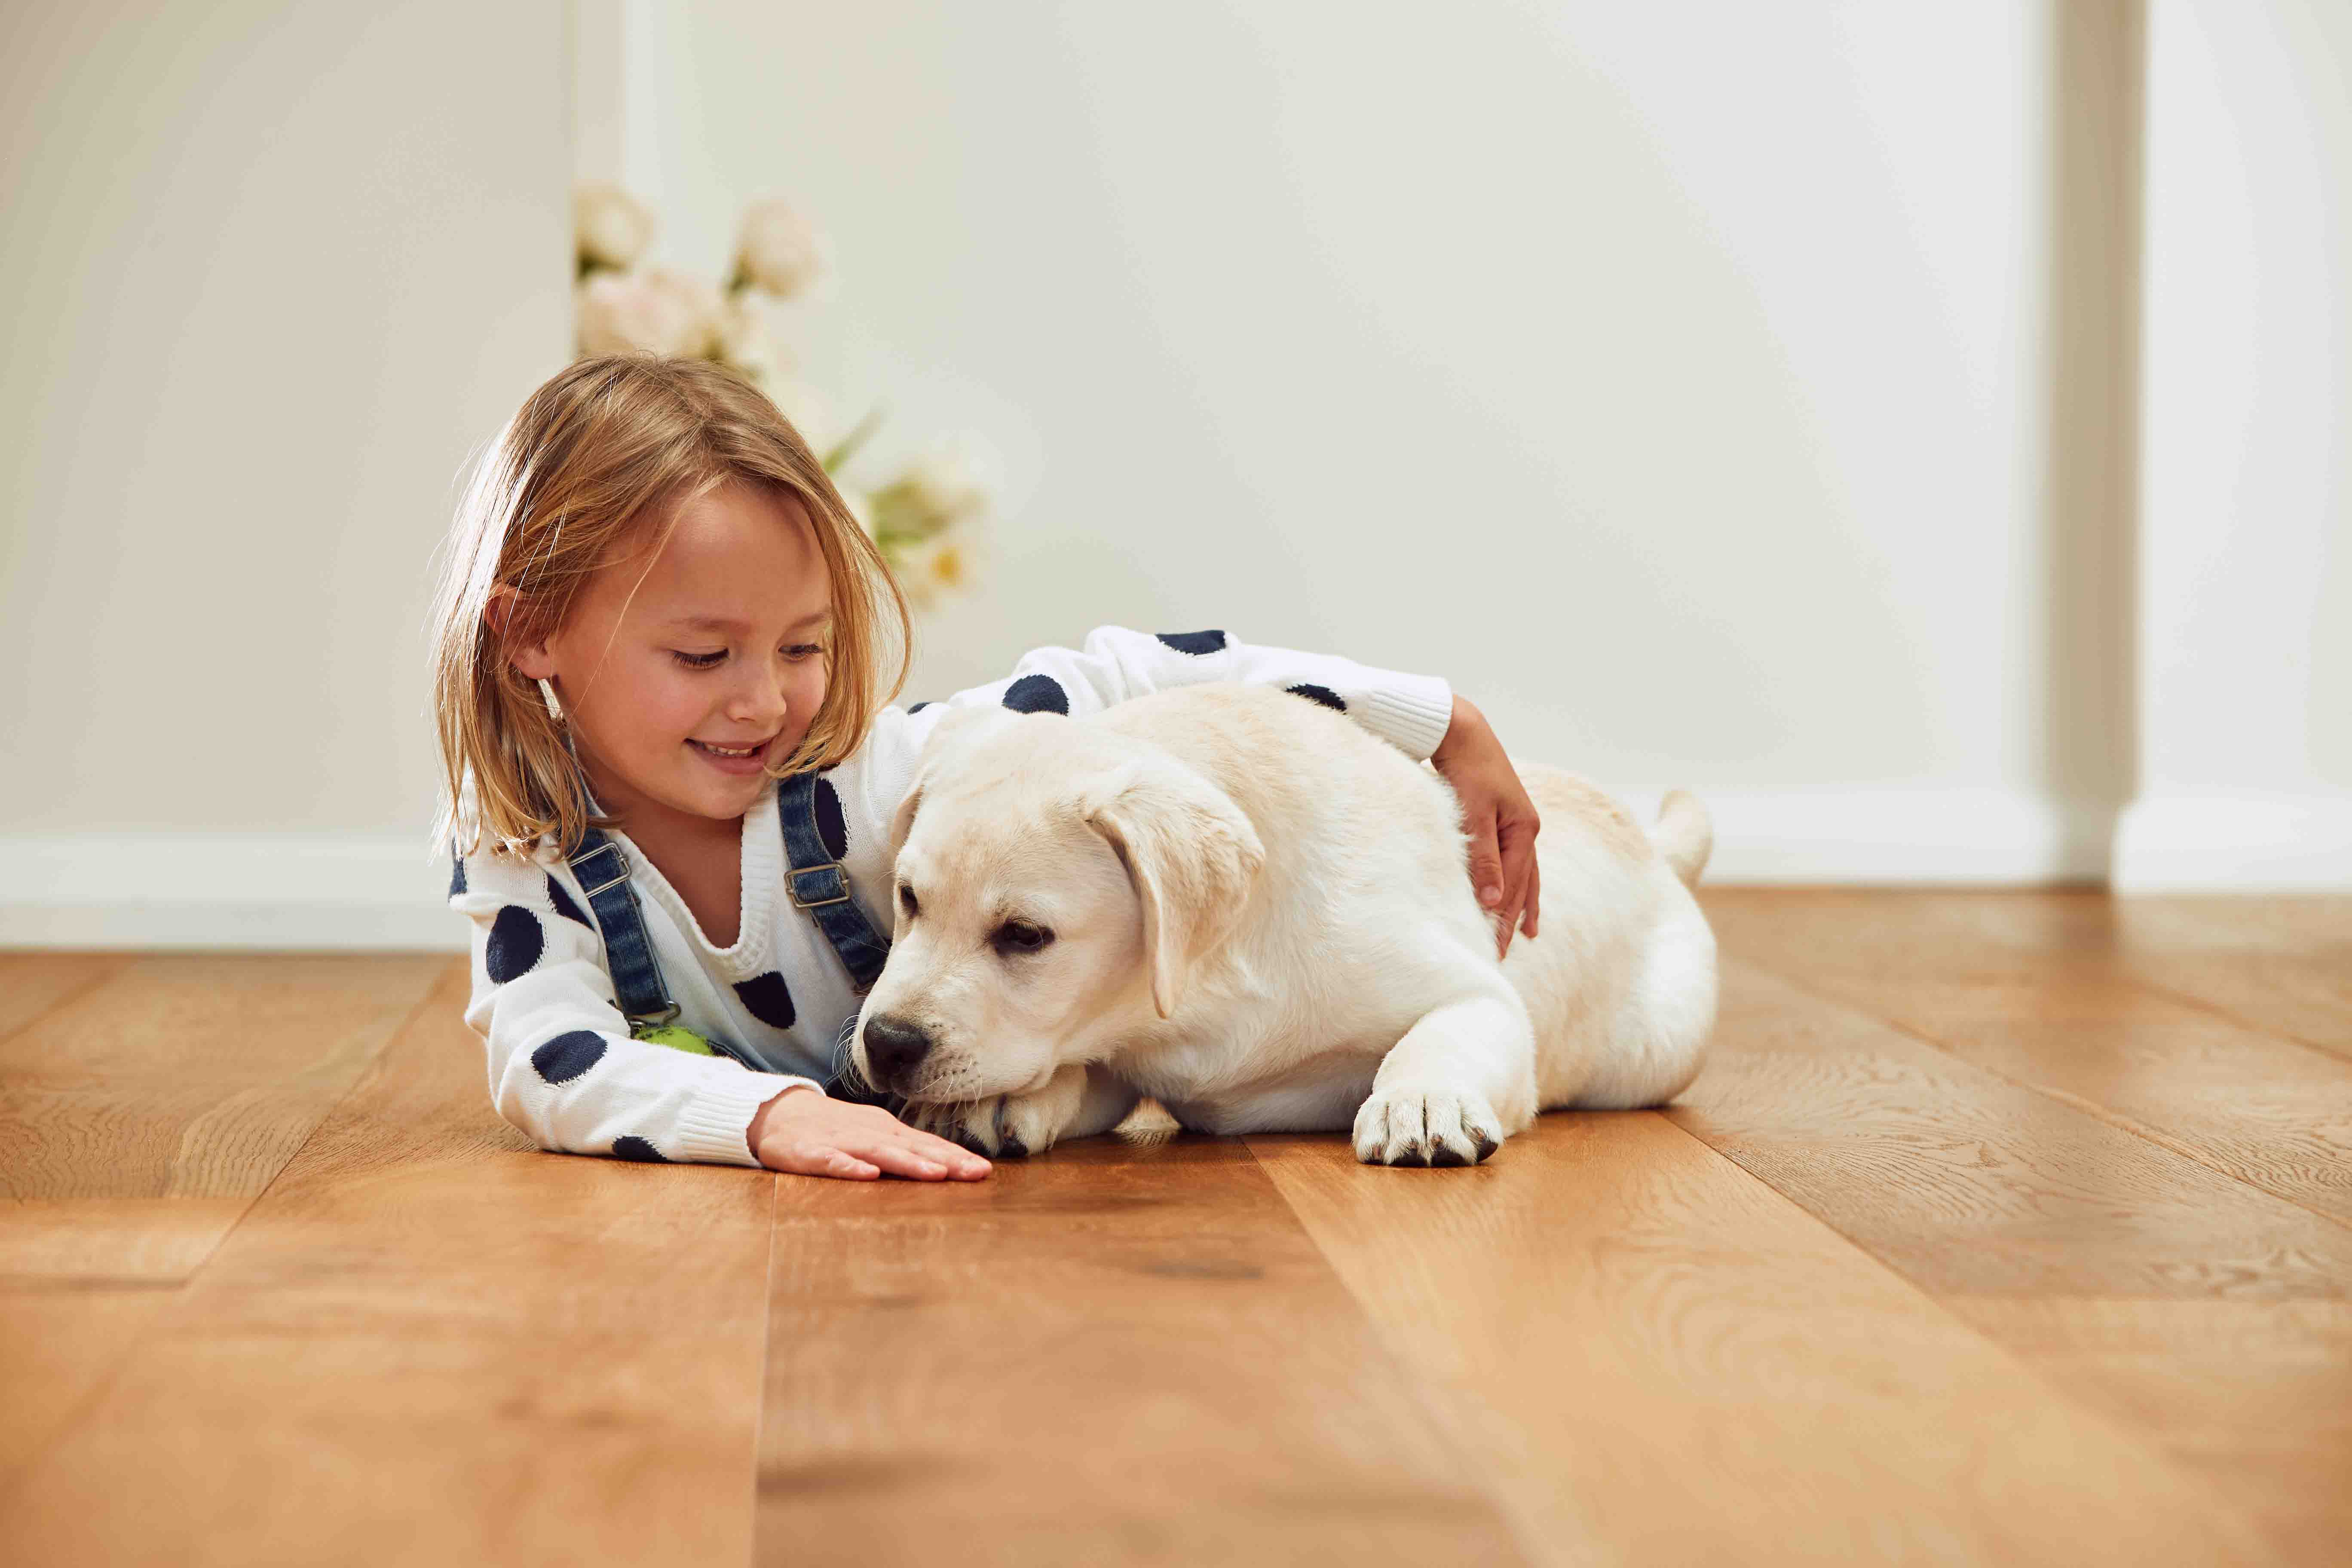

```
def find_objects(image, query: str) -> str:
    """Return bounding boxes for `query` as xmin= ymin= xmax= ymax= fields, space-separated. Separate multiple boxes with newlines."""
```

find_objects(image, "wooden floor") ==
xmin=2 ymin=891 xmax=2346 ymax=1565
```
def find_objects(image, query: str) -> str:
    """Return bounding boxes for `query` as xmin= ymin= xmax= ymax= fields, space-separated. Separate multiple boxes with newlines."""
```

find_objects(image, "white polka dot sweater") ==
xmin=447 ymin=625 xmax=1455 ymax=1167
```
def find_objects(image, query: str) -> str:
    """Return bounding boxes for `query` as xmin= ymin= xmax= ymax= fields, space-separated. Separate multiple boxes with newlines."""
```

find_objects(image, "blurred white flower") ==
xmin=734 ymin=198 xmax=831 ymax=299
xmin=767 ymin=379 xmax=838 ymax=457
xmin=577 ymin=271 xmax=703 ymax=357
xmin=892 ymin=532 xmax=974 ymax=607
xmin=880 ymin=432 xmax=1000 ymax=537
xmin=640 ymin=267 xmax=723 ymax=358
xmin=574 ymin=182 xmax=654 ymax=272
xmin=714 ymin=293 xmax=775 ymax=380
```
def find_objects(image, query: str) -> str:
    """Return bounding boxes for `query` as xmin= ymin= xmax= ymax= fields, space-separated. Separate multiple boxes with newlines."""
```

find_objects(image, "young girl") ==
xmin=431 ymin=356 xmax=1542 ymax=1182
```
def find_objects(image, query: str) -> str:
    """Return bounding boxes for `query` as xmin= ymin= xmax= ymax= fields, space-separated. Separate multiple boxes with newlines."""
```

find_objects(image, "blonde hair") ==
xmin=431 ymin=355 xmax=910 ymax=856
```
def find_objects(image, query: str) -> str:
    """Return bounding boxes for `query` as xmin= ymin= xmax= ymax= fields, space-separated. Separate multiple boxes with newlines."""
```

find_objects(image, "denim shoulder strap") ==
xmin=565 ymin=829 xmax=677 ymax=1026
xmin=776 ymin=771 xmax=892 ymax=994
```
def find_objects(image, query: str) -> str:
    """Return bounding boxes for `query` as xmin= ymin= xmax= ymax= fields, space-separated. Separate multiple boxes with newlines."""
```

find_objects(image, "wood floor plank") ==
xmin=1949 ymin=1297 xmax=2352 ymax=1564
xmin=0 ymin=952 xmax=130 ymax=1042
xmin=1702 ymin=890 xmax=2352 ymax=1226
xmin=0 ymin=960 xmax=779 ymax=1568
xmin=0 ymin=953 xmax=447 ymax=1500
xmin=1254 ymin=1116 xmax=2268 ymax=1567
xmin=1671 ymin=957 xmax=2352 ymax=1560
xmin=0 ymin=1197 xmax=249 ymax=1282
xmin=1676 ymin=958 xmax=2352 ymax=1297
xmin=758 ymin=1136 xmax=1528 ymax=1568
xmin=0 ymin=1291 xmax=187 ymax=1483
xmin=2115 ymin=897 xmax=2352 ymax=1062
xmin=0 ymin=952 xmax=448 ymax=1199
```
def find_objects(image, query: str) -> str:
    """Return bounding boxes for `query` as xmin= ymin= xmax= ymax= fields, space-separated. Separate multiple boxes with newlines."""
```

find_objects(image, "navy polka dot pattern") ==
xmin=531 ymin=1029 xmax=606 ymax=1084
xmin=447 ymin=855 xmax=466 ymax=899
xmin=1155 ymin=629 xmax=1228 ymax=656
xmin=611 ymin=1136 xmax=668 ymax=1163
xmin=547 ymin=874 xmax=594 ymax=930
xmin=734 ymin=971 xmax=798 ymax=1030
xmin=1286 ymin=683 xmax=1347 ymax=713
xmin=908 ymin=701 xmax=934 ymax=714
xmin=484 ymin=906 xmax=545 ymax=983
xmin=1003 ymin=674 xmax=1070 ymax=715
xmin=813 ymin=776 xmax=848 ymax=861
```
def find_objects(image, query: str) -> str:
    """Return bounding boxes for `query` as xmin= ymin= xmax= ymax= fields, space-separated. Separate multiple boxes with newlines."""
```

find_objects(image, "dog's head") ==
xmin=851 ymin=706 xmax=1264 ymax=1102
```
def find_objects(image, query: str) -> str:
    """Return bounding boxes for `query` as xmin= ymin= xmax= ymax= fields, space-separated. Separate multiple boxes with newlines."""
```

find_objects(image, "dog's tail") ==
xmin=1650 ymin=790 xmax=1712 ymax=888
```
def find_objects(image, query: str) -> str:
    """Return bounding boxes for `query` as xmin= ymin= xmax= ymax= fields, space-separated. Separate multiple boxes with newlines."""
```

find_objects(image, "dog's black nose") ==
xmin=862 ymin=1013 xmax=934 ymax=1088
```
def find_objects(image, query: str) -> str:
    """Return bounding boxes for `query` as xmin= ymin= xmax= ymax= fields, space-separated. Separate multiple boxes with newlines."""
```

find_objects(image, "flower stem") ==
xmin=822 ymin=404 xmax=888 ymax=473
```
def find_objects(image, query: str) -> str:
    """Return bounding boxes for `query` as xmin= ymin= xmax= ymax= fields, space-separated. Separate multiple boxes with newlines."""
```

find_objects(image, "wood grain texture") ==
xmin=0 ymin=953 xmax=129 ymax=1041
xmin=758 ymin=1135 xmax=1527 ymax=1567
xmin=0 ymin=1291 xmax=186 ymax=1485
xmin=2115 ymin=897 xmax=2352 ymax=1062
xmin=1255 ymin=1116 xmax=2267 ymax=1568
xmin=0 ymin=960 xmax=779 ymax=1568
xmin=1673 ymin=960 xmax=2352 ymax=1298
xmin=1948 ymin=1297 xmax=2352 ymax=1562
xmin=4 ymin=895 xmax=2347 ymax=1564
xmin=1703 ymin=890 xmax=2352 ymax=1225
xmin=1672 ymin=950 xmax=2352 ymax=1561
xmin=0 ymin=953 xmax=447 ymax=1199
xmin=0 ymin=1197 xmax=249 ymax=1282
xmin=0 ymin=954 xmax=444 ymax=1500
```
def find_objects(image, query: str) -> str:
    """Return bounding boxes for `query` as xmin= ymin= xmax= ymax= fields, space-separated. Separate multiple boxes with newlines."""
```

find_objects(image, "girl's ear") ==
xmin=487 ymin=586 xmax=557 ymax=680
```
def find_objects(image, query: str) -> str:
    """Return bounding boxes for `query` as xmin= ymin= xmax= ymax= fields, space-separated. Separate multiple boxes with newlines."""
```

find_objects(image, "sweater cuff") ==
xmin=671 ymin=1072 xmax=820 ymax=1167
xmin=1354 ymin=673 xmax=1455 ymax=761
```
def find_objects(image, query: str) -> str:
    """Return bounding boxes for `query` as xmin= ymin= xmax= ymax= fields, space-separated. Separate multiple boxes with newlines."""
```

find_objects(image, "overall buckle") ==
xmin=788 ymin=863 xmax=852 ymax=910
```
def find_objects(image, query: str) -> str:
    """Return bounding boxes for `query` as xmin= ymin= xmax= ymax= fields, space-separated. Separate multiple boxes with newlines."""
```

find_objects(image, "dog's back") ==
xmin=1097 ymin=684 xmax=1716 ymax=1114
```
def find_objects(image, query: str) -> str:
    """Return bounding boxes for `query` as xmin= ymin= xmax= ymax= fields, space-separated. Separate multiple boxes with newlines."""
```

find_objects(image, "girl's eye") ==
xmin=898 ymin=884 xmax=919 ymax=919
xmin=991 ymin=919 xmax=1054 ymax=957
xmin=782 ymin=643 xmax=826 ymax=662
xmin=672 ymin=649 xmax=727 ymax=670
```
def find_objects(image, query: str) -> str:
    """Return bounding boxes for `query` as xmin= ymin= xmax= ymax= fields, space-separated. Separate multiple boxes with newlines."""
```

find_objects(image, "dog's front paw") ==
xmin=906 ymin=1064 xmax=1088 ymax=1158
xmin=1354 ymin=1087 xmax=1504 ymax=1167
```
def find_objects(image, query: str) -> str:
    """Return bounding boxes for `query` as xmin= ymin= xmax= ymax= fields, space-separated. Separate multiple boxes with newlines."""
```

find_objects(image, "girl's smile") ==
xmin=687 ymin=735 xmax=780 ymax=773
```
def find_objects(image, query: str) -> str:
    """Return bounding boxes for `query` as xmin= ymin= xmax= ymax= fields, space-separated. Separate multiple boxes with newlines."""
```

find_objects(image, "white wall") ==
xmin=0 ymin=1 xmax=570 ymax=942
xmin=626 ymin=0 xmax=2136 ymax=883
xmin=1 ymin=1 xmax=2340 ymax=949
xmin=2118 ymin=0 xmax=2352 ymax=889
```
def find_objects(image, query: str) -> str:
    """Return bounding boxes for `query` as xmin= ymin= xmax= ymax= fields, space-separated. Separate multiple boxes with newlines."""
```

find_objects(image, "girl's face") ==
xmin=511 ymin=481 xmax=833 ymax=830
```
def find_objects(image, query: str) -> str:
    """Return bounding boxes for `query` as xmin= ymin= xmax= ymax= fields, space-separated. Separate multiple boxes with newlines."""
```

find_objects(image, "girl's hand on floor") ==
xmin=747 ymin=1085 xmax=991 ymax=1180
xmin=1431 ymin=695 xmax=1543 ymax=959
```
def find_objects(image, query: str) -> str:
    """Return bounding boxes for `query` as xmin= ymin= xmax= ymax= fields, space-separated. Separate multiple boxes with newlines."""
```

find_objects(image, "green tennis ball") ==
xmin=635 ymin=1024 xmax=717 ymax=1056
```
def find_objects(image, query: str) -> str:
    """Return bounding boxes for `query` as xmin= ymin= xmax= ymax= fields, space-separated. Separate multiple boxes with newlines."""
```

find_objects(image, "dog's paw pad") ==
xmin=1355 ymin=1087 xmax=1504 ymax=1169
xmin=995 ymin=1132 xmax=1030 ymax=1160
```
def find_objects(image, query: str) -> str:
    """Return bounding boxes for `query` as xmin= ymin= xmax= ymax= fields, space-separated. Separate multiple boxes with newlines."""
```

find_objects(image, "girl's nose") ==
xmin=727 ymin=667 xmax=790 ymax=729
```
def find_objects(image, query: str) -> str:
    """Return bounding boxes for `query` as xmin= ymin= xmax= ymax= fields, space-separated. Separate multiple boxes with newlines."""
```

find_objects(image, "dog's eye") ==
xmin=898 ymin=884 xmax=919 ymax=919
xmin=991 ymin=920 xmax=1054 ymax=956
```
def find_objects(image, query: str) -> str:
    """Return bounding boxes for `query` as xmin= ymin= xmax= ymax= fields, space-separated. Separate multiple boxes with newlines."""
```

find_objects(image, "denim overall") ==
xmin=560 ymin=772 xmax=896 ymax=1103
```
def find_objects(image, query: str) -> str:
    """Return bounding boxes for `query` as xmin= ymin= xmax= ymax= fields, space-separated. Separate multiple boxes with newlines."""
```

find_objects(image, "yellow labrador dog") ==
xmin=851 ymin=683 xmax=1715 ymax=1166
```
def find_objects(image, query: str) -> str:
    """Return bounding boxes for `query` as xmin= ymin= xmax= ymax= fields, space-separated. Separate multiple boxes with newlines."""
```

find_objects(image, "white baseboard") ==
xmin=0 ymin=793 xmax=2128 ymax=952
xmin=0 ymin=833 xmax=467 ymax=951
xmin=13 ymin=792 xmax=2322 ymax=950
xmin=2113 ymin=793 xmax=2352 ymax=891
xmin=1688 ymin=789 xmax=2116 ymax=886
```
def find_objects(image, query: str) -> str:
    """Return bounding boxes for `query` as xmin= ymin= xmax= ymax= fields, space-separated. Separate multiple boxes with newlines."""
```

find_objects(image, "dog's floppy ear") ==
xmin=887 ymin=779 xmax=925 ymax=866
xmin=1086 ymin=763 xmax=1264 ymax=1019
